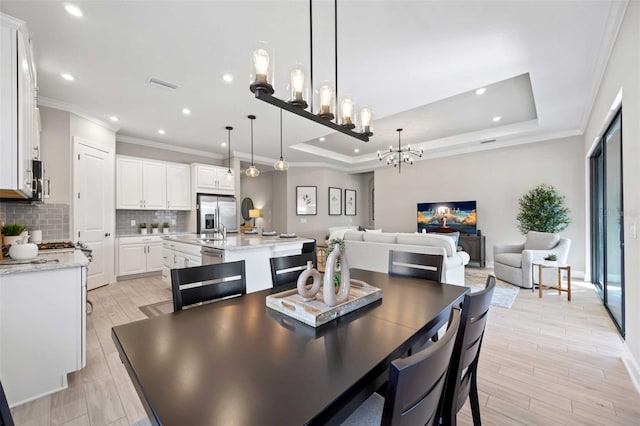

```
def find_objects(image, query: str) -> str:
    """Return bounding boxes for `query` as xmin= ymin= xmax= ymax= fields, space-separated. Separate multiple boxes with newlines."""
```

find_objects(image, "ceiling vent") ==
xmin=148 ymin=77 xmax=179 ymax=90
xmin=480 ymin=139 xmax=497 ymax=144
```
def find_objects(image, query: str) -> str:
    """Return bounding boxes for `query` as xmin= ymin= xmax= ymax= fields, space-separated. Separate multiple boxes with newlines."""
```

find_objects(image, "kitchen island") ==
xmin=0 ymin=250 xmax=89 ymax=406
xmin=162 ymin=234 xmax=314 ymax=293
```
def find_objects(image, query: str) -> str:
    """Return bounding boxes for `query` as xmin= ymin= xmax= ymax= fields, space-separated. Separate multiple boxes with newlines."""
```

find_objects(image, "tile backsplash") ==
xmin=116 ymin=210 xmax=190 ymax=235
xmin=0 ymin=202 xmax=70 ymax=241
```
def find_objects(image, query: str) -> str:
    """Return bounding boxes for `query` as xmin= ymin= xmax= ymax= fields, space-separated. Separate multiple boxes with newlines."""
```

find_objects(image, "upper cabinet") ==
xmin=192 ymin=164 xmax=235 ymax=195
xmin=116 ymin=156 xmax=190 ymax=210
xmin=0 ymin=15 xmax=39 ymax=199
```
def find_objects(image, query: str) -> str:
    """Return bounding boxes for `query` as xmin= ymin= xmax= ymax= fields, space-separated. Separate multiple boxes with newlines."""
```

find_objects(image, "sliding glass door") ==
xmin=590 ymin=110 xmax=624 ymax=336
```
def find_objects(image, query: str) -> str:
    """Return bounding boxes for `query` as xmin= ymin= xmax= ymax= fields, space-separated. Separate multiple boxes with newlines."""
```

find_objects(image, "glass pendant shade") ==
xmin=340 ymin=97 xmax=356 ymax=129
xmin=274 ymin=158 xmax=289 ymax=171
xmin=287 ymin=65 xmax=308 ymax=109
xmin=316 ymin=82 xmax=335 ymax=120
xmin=250 ymin=42 xmax=274 ymax=94
xmin=246 ymin=165 xmax=260 ymax=177
xmin=360 ymin=107 xmax=373 ymax=135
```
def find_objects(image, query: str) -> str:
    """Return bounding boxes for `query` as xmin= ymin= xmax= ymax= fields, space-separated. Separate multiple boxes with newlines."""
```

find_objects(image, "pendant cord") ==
xmin=280 ymin=109 xmax=284 ymax=159
xmin=250 ymin=118 xmax=254 ymax=165
xmin=227 ymin=128 xmax=231 ymax=171
xmin=334 ymin=0 xmax=338 ymax=124
xmin=309 ymin=0 xmax=314 ymax=113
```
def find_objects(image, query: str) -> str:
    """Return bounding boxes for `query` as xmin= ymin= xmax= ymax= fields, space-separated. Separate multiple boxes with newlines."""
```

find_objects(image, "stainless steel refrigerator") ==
xmin=196 ymin=194 xmax=238 ymax=233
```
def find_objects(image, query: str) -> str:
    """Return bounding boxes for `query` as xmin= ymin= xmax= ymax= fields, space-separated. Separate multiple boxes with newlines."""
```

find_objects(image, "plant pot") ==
xmin=3 ymin=236 xmax=22 ymax=246
xmin=140 ymin=229 xmax=148 ymax=235
xmin=152 ymin=228 xmax=159 ymax=234
xmin=163 ymin=228 xmax=169 ymax=234
xmin=544 ymin=260 xmax=558 ymax=266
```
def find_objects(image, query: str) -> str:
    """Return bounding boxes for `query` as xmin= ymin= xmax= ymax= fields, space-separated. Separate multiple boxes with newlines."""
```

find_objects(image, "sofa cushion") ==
xmin=495 ymin=253 xmax=522 ymax=268
xmin=363 ymin=232 xmax=397 ymax=244
xmin=396 ymin=233 xmax=455 ymax=257
xmin=524 ymin=231 xmax=560 ymax=250
xmin=343 ymin=230 xmax=364 ymax=241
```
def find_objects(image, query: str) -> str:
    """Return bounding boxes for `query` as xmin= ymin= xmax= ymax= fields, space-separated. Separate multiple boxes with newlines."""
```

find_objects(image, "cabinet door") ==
xmin=17 ymin=31 xmax=32 ymax=196
xmin=195 ymin=165 xmax=218 ymax=191
xmin=142 ymin=161 xmax=166 ymax=209
xmin=116 ymin=157 xmax=143 ymax=209
xmin=118 ymin=243 xmax=147 ymax=275
xmin=146 ymin=243 xmax=164 ymax=272
xmin=215 ymin=168 xmax=234 ymax=192
xmin=166 ymin=164 xmax=191 ymax=210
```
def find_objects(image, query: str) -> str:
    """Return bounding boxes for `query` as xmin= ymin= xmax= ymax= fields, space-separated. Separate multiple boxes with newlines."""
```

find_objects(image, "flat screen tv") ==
xmin=417 ymin=200 xmax=477 ymax=235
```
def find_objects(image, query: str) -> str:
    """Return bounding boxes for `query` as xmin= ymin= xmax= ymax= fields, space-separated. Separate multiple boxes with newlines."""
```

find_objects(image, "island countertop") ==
xmin=0 ymin=250 xmax=90 ymax=275
xmin=162 ymin=234 xmax=315 ymax=251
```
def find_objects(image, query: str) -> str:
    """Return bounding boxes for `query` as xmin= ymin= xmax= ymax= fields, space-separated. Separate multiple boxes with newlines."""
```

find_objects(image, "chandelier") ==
xmin=377 ymin=128 xmax=423 ymax=173
xmin=249 ymin=0 xmax=373 ymax=142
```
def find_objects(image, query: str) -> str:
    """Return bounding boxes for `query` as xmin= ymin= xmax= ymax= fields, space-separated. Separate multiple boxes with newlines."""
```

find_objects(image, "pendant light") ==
xmin=274 ymin=109 xmax=289 ymax=171
xmin=245 ymin=115 xmax=260 ymax=177
xmin=225 ymin=126 xmax=233 ymax=180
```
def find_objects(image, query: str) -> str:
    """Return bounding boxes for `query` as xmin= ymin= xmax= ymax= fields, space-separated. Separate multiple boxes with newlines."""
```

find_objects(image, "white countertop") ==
xmin=0 ymin=250 xmax=90 ymax=275
xmin=163 ymin=234 xmax=315 ymax=251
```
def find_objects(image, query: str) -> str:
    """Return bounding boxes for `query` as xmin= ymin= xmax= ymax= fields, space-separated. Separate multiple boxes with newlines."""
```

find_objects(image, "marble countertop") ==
xmin=0 ymin=250 xmax=90 ymax=275
xmin=163 ymin=234 xmax=314 ymax=251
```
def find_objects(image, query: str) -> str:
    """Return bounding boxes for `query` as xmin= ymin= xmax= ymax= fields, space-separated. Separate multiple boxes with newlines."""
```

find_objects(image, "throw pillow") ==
xmin=427 ymin=231 xmax=460 ymax=247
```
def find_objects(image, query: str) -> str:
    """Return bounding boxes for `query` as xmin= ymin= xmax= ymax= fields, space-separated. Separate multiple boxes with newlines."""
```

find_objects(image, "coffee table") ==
xmin=532 ymin=261 xmax=571 ymax=301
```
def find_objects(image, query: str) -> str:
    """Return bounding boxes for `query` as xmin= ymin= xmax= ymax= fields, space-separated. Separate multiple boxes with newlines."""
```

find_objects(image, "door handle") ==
xmin=104 ymin=233 xmax=110 ymax=237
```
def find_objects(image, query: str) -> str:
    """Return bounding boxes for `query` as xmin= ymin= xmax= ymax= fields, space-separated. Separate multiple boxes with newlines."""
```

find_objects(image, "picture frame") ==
xmin=296 ymin=186 xmax=317 ymax=215
xmin=328 ymin=187 xmax=342 ymax=216
xmin=345 ymin=189 xmax=356 ymax=216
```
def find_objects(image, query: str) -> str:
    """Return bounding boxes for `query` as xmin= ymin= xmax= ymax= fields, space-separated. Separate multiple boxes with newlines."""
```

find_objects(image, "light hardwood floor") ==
xmin=10 ymin=271 xmax=640 ymax=425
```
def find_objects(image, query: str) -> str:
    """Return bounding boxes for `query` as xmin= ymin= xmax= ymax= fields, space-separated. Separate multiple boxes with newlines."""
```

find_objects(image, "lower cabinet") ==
xmin=162 ymin=240 xmax=202 ymax=286
xmin=117 ymin=236 xmax=163 ymax=277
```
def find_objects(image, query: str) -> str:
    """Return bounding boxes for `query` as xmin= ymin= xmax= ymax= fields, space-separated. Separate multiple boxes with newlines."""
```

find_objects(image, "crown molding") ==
xmin=117 ymin=135 xmax=223 ymax=159
xmin=578 ymin=0 xmax=629 ymax=132
xmin=37 ymin=96 xmax=120 ymax=132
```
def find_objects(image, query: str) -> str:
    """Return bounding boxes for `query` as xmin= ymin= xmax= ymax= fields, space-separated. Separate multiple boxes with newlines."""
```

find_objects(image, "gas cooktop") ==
xmin=37 ymin=241 xmax=76 ymax=250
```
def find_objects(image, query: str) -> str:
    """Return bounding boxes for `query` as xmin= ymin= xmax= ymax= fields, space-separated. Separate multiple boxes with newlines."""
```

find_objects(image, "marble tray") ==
xmin=266 ymin=279 xmax=382 ymax=327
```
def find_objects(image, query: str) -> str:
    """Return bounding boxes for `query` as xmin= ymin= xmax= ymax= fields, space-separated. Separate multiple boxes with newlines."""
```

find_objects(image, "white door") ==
xmin=142 ymin=160 xmax=166 ymax=209
xmin=74 ymin=140 xmax=114 ymax=290
xmin=116 ymin=157 xmax=142 ymax=209
xmin=166 ymin=164 xmax=191 ymax=210
xmin=146 ymin=243 xmax=164 ymax=272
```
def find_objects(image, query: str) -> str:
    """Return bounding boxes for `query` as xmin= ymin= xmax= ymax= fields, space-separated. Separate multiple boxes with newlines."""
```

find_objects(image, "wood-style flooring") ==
xmin=10 ymin=271 xmax=640 ymax=425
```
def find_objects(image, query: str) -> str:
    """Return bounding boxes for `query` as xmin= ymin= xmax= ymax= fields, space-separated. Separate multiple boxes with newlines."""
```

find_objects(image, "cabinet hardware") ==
xmin=104 ymin=233 xmax=110 ymax=237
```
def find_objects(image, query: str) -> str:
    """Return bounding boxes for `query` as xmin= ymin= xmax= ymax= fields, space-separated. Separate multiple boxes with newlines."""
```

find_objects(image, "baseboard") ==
xmin=116 ymin=271 xmax=162 ymax=281
xmin=622 ymin=344 xmax=640 ymax=398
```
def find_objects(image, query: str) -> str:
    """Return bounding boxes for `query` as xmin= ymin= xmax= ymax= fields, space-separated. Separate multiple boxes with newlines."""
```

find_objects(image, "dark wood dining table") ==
xmin=111 ymin=269 xmax=468 ymax=426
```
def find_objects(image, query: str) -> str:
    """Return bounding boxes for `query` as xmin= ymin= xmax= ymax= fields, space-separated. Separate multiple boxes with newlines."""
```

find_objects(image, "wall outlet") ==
xmin=130 ymin=220 xmax=136 ymax=227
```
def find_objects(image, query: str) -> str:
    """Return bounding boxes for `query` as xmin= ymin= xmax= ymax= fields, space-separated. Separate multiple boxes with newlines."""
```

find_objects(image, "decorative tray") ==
xmin=266 ymin=279 xmax=382 ymax=327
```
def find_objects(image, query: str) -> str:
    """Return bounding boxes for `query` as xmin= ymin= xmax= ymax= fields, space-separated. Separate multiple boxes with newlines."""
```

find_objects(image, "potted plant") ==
xmin=544 ymin=253 xmax=558 ymax=266
xmin=2 ymin=223 xmax=27 ymax=246
xmin=151 ymin=223 xmax=159 ymax=234
xmin=517 ymin=184 xmax=571 ymax=234
xmin=327 ymin=238 xmax=345 ymax=289
xmin=162 ymin=222 xmax=170 ymax=234
xmin=139 ymin=223 xmax=148 ymax=235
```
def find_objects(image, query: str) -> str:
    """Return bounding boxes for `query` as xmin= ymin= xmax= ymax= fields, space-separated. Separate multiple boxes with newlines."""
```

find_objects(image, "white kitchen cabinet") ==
xmin=166 ymin=163 xmax=191 ymax=210
xmin=117 ymin=236 xmax=163 ymax=277
xmin=0 ymin=15 xmax=38 ymax=199
xmin=162 ymin=239 xmax=203 ymax=285
xmin=192 ymin=163 xmax=235 ymax=195
xmin=116 ymin=157 xmax=143 ymax=209
xmin=142 ymin=160 xmax=166 ymax=209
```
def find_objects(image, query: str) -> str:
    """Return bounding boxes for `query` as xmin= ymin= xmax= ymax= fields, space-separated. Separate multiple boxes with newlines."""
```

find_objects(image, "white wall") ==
xmin=583 ymin=1 xmax=640 ymax=387
xmin=39 ymin=107 xmax=70 ymax=204
xmin=272 ymin=170 xmax=288 ymax=233
xmin=375 ymin=135 xmax=586 ymax=272
xmin=240 ymin=171 xmax=275 ymax=230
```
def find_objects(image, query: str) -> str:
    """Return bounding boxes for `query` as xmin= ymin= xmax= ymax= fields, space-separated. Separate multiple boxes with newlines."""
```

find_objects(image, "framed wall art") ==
xmin=296 ymin=186 xmax=317 ymax=215
xmin=345 ymin=189 xmax=356 ymax=216
xmin=328 ymin=187 xmax=342 ymax=215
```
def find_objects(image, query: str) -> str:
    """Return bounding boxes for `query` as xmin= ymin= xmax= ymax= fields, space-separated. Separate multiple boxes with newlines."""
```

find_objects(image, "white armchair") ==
xmin=493 ymin=231 xmax=571 ymax=288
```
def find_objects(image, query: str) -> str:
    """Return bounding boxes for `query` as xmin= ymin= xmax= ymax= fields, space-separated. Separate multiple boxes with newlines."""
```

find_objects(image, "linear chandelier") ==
xmin=249 ymin=0 xmax=373 ymax=142
xmin=378 ymin=128 xmax=423 ymax=173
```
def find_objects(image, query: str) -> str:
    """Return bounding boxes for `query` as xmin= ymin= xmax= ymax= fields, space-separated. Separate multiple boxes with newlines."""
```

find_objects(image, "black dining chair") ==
xmin=342 ymin=308 xmax=461 ymax=426
xmin=388 ymin=250 xmax=444 ymax=284
xmin=270 ymin=252 xmax=316 ymax=290
xmin=439 ymin=275 xmax=496 ymax=426
xmin=170 ymin=261 xmax=246 ymax=312
xmin=0 ymin=381 xmax=14 ymax=426
xmin=302 ymin=239 xmax=317 ymax=266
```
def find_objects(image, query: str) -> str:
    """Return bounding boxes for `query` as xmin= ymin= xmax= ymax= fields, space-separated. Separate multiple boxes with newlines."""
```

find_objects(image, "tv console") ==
xmin=459 ymin=234 xmax=485 ymax=267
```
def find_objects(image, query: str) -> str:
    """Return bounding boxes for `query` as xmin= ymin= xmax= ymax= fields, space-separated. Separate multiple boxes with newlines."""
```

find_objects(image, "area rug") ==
xmin=465 ymin=269 xmax=520 ymax=309
xmin=139 ymin=301 xmax=173 ymax=318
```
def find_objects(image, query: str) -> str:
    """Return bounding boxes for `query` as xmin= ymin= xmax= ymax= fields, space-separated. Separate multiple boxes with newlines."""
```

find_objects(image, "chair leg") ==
xmin=470 ymin=373 xmax=482 ymax=426
xmin=431 ymin=332 xmax=439 ymax=342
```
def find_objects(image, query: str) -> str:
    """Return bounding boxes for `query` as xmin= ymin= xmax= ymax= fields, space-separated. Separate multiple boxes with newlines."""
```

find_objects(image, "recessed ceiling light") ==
xmin=64 ymin=3 xmax=84 ymax=17
xmin=182 ymin=108 xmax=191 ymax=115
xmin=222 ymin=73 xmax=233 ymax=83
xmin=319 ymin=137 xmax=326 ymax=142
xmin=221 ymin=142 xmax=227 ymax=147
xmin=109 ymin=116 xmax=119 ymax=122
xmin=475 ymin=87 xmax=487 ymax=95
xmin=354 ymin=148 xmax=360 ymax=153
xmin=492 ymin=116 xmax=502 ymax=122
xmin=158 ymin=129 xmax=165 ymax=135
xmin=61 ymin=73 xmax=75 ymax=81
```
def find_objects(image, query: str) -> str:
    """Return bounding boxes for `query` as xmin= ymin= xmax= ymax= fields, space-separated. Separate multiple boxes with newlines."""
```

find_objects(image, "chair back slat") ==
xmin=0 ymin=381 xmax=14 ymax=426
xmin=388 ymin=250 xmax=444 ymax=283
xmin=440 ymin=275 xmax=496 ymax=422
xmin=171 ymin=261 xmax=246 ymax=312
xmin=381 ymin=308 xmax=461 ymax=426
xmin=270 ymin=252 xmax=316 ymax=289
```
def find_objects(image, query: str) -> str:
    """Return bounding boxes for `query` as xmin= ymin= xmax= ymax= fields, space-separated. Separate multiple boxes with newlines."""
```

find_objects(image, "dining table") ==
xmin=111 ymin=268 xmax=468 ymax=426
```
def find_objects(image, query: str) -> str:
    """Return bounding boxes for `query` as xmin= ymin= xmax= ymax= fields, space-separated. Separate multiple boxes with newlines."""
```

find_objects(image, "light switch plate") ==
xmin=131 ymin=220 xmax=136 ymax=226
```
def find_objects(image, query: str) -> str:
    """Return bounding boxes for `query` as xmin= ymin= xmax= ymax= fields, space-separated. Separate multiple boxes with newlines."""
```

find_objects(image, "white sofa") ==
xmin=339 ymin=230 xmax=470 ymax=286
